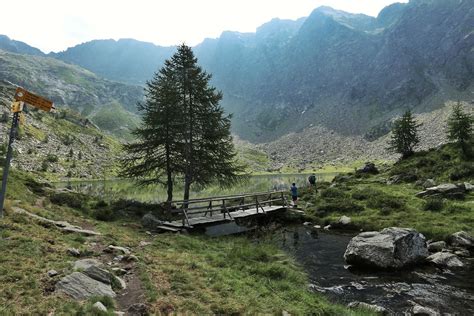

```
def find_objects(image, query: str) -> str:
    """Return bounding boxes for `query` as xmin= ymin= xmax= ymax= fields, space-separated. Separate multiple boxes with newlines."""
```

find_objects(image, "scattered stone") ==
xmin=111 ymin=267 xmax=128 ymax=275
xmin=303 ymin=222 xmax=312 ymax=226
xmin=422 ymin=179 xmax=437 ymax=189
xmin=128 ymin=303 xmax=149 ymax=315
xmin=412 ymin=304 xmax=440 ymax=316
xmin=125 ymin=254 xmax=139 ymax=262
xmin=347 ymin=301 xmax=387 ymax=315
xmin=55 ymin=272 xmax=116 ymax=300
xmin=464 ymin=182 xmax=473 ymax=192
xmin=139 ymin=241 xmax=152 ymax=247
xmin=83 ymin=265 xmax=113 ymax=284
xmin=73 ymin=259 xmax=102 ymax=271
xmin=454 ymin=249 xmax=470 ymax=257
xmin=113 ymin=255 xmax=124 ymax=262
xmin=114 ymin=276 xmax=126 ymax=290
xmin=427 ymin=241 xmax=446 ymax=252
xmin=11 ymin=207 xmax=101 ymax=236
xmin=141 ymin=213 xmax=163 ymax=230
xmin=427 ymin=252 xmax=464 ymax=268
xmin=338 ymin=215 xmax=351 ymax=225
xmin=106 ymin=245 xmax=131 ymax=255
xmin=387 ymin=175 xmax=402 ymax=185
xmin=344 ymin=227 xmax=429 ymax=269
xmin=93 ymin=302 xmax=107 ymax=312
xmin=356 ymin=162 xmax=379 ymax=174
xmin=68 ymin=248 xmax=81 ymax=257
xmin=324 ymin=225 xmax=331 ymax=230
xmin=282 ymin=310 xmax=291 ymax=316
xmin=47 ymin=270 xmax=58 ymax=277
xmin=313 ymin=225 xmax=321 ymax=229
xmin=114 ymin=312 xmax=125 ymax=316
xmin=145 ymin=231 xmax=152 ymax=236
xmin=416 ymin=183 xmax=465 ymax=198
xmin=448 ymin=231 xmax=473 ymax=249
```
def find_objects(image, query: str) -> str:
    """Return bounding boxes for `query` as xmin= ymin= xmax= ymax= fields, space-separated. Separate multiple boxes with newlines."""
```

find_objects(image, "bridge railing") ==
xmin=170 ymin=190 xmax=289 ymax=227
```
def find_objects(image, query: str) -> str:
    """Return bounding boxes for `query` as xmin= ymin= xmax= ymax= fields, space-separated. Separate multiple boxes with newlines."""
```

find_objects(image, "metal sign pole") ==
xmin=0 ymin=111 xmax=20 ymax=217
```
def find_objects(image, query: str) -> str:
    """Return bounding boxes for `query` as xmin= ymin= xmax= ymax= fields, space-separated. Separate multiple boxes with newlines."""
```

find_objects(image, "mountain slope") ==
xmin=45 ymin=0 xmax=473 ymax=143
xmin=0 ymin=35 xmax=44 ymax=56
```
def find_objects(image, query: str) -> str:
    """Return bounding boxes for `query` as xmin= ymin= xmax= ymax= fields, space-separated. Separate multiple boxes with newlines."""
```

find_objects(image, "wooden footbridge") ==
xmin=161 ymin=191 xmax=289 ymax=229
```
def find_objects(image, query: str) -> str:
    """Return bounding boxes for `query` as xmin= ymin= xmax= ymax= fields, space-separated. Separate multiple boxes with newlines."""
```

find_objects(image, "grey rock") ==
xmin=83 ymin=265 xmax=113 ymax=284
xmin=125 ymin=254 xmax=139 ymax=262
xmin=67 ymin=248 xmax=81 ymax=257
xmin=141 ymin=212 xmax=163 ymax=230
xmin=417 ymin=183 xmax=465 ymax=197
xmin=339 ymin=215 xmax=351 ymax=225
xmin=128 ymin=303 xmax=149 ymax=315
xmin=454 ymin=249 xmax=470 ymax=257
xmin=427 ymin=252 xmax=464 ymax=268
xmin=303 ymin=221 xmax=312 ymax=226
xmin=55 ymin=272 xmax=116 ymax=300
xmin=347 ymin=301 xmax=387 ymax=315
xmin=139 ymin=241 xmax=152 ymax=247
xmin=114 ymin=276 xmax=126 ymax=290
xmin=106 ymin=245 xmax=131 ymax=255
xmin=313 ymin=225 xmax=321 ymax=229
xmin=344 ymin=227 xmax=429 ymax=269
xmin=112 ymin=267 xmax=128 ymax=275
xmin=422 ymin=179 xmax=436 ymax=189
xmin=324 ymin=225 xmax=331 ymax=230
xmin=448 ymin=231 xmax=473 ymax=249
xmin=73 ymin=259 xmax=102 ymax=271
xmin=47 ymin=270 xmax=58 ymax=277
xmin=93 ymin=301 xmax=107 ymax=312
xmin=427 ymin=241 xmax=446 ymax=252
xmin=464 ymin=182 xmax=474 ymax=192
xmin=412 ymin=304 xmax=440 ymax=316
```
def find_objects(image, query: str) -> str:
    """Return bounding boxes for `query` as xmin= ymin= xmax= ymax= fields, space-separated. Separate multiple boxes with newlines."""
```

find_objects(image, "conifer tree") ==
xmin=388 ymin=110 xmax=421 ymax=158
xmin=447 ymin=102 xmax=473 ymax=156
xmin=121 ymin=44 xmax=243 ymax=203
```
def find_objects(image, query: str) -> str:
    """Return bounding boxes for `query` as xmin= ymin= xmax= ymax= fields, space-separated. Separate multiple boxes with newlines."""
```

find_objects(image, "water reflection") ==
xmin=54 ymin=173 xmax=337 ymax=203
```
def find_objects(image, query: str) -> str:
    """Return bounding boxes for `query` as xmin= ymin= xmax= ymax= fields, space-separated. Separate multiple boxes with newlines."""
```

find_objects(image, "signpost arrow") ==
xmin=0 ymin=87 xmax=54 ymax=217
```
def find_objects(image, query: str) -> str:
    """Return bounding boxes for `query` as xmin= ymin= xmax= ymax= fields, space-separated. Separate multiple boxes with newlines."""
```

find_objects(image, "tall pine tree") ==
xmin=388 ymin=110 xmax=421 ymax=158
xmin=120 ymin=59 xmax=183 ymax=202
xmin=121 ymin=44 xmax=243 ymax=203
xmin=447 ymin=102 xmax=473 ymax=156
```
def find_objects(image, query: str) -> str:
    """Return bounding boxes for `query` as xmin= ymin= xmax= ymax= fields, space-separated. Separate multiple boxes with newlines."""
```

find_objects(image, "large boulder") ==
xmin=344 ymin=227 xmax=429 ymax=269
xmin=427 ymin=241 xmax=446 ymax=252
xmin=357 ymin=162 xmax=379 ymax=174
xmin=448 ymin=231 xmax=473 ymax=249
xmin=56 ymin=272 xmax=116 ymax=300
xmin=416 ymin=183 xmax=465 ymax=198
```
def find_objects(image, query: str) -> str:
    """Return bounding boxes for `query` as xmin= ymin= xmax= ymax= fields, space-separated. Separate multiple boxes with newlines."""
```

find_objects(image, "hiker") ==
xmin=290 ymin=183 xmax=298 ymax=207
xmin=308 ymin=173 xmax=316 ymax=187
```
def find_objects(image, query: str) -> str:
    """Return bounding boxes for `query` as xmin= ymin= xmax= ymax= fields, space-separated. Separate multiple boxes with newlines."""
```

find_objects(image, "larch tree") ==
xmin=121 ymin=44 xmax=243 ymax=204
xmin=388 ymin=110 xmax=421 ymax=159
xmin=447 ymin=102 xmax=473 ymax=156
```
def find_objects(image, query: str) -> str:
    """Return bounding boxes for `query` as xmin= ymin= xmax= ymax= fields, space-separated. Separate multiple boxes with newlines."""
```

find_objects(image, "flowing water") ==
xmin=55 ymin=175 xmax=474 ymax=314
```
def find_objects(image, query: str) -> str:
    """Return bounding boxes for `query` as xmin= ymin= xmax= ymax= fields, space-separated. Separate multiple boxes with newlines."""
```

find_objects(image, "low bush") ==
xmin=317 ymin=199 xmax=364 ymax=215
xmin=351 ymin=187 xmax=382 ymax=200
xmin=94 ymin=208 xmax=115 ymax=221
xmin=320 ymin=188 xmax=347 ymax=199
xmin=366 ymin=193 xmax=404 ymax=211
xmin=424 ymin=198 xmax=444 ymax=212
xmin=50 ymin=192 xmax=89 ymax=210
xmin=450 ymin=162 xmax=474 ymax=181
xmin=45 ymin=154 xmax=58 ymax=163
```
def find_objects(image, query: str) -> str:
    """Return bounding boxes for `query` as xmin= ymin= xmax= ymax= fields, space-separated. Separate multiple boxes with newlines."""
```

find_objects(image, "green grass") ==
xmin=0 ymin=170 xmax=373 ymax=315
xmin=299 ymin=144 xmax=474 ymax=240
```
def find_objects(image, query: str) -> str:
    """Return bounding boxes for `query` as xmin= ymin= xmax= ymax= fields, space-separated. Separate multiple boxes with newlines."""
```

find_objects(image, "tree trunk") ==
xmin=183 ymin=175 xmax=191 ymax=209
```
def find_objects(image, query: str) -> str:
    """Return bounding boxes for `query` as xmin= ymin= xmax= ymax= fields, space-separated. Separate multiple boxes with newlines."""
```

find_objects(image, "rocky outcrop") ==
xmin=347 ymin=301 xmax=387 ymax=315
xmin=344 ymin=227 xmax=429 ymax=269
xmin=416 ymin=183 xmax=466 ymax=198
xmin=56 ymin=272 xmax=116 ymax=300
xmin=426 ymin=252 xmax=464 ymax=268
xmin=356 ymin=162 xmax=379 ymax=174
xmin=448 ymin=231 xmax=473 ymax=249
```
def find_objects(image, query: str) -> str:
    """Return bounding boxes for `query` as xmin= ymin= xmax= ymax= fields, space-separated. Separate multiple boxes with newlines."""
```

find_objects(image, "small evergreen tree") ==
xmin=447 ymin=102 xmax=473 ymax=156
xmin=388 ymin=110 xmax=421 ymax=158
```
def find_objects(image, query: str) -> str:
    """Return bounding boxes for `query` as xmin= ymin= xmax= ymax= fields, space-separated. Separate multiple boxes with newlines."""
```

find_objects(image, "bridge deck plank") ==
xmin=163 ymin=205 xmax=285 ymax=228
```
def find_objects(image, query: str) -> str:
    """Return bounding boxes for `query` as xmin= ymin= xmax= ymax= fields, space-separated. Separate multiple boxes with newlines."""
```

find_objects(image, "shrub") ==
xmin=94 ymin=208 xmax=115 ymax=221
xmin=317 ymin=199 xmax=364 ymax=215
xmin=50 ymin=192 xmax=88 ymax=210
xmin=320 ymin=188 xmax=347 ymax=199
xmin=367 ymin=193 xmax=404 ymax=211
xmin=424 ymin=198 xmax=444 ymax=212
xmin=46 ymin=154 xmax=59 ymax=163
xmin=352 ymin=187 xmax=381 ymax=200
xmin=450 ymin=162 xmax=474 ymax=181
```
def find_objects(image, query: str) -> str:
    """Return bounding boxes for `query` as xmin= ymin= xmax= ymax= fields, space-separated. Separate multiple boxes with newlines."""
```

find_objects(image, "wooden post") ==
xmin=0 ymin=111 xmax=20 ymax=217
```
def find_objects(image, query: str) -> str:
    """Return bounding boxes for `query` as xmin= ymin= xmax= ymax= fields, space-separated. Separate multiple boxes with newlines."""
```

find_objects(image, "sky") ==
xmin=1 ymin=0 xmax=407 ymax=53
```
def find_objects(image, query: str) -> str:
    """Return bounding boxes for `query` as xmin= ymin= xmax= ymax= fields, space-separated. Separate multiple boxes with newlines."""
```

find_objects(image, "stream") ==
xmin=55 ymin=175 xmax=474 ymax=315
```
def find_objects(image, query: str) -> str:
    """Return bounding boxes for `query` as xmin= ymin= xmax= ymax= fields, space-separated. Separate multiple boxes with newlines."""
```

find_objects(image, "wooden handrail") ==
xmin=172 ymin=190 xmax=287 ymax=205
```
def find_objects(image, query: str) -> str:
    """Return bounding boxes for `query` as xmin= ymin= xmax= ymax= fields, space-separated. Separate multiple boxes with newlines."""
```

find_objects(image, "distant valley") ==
xmin=0 ymin=0 xmax=472 ymax=168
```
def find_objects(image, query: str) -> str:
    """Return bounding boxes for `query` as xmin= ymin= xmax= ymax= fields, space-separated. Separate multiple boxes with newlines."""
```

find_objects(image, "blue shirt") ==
xmin=291 ymin=186 xmax=298 ymax=197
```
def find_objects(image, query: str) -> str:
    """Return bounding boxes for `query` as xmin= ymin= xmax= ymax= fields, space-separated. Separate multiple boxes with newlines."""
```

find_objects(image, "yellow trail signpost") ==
xmin=0 ymin=87 xmax=54 ymax=217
